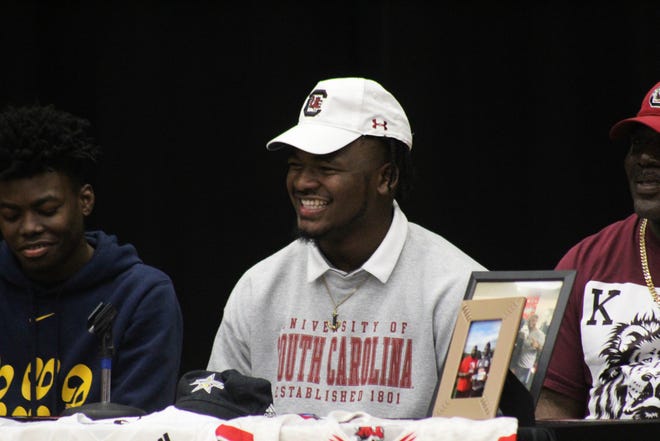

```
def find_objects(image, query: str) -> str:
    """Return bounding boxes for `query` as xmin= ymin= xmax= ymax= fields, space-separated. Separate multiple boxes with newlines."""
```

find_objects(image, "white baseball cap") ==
xmin=266 ymin=77 xmax=412 ymax=154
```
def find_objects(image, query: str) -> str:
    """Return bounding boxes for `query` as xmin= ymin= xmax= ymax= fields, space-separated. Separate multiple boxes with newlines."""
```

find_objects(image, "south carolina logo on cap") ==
xmin=609 ymin=81 xmax=660 ymax=141
xmin=303 ymin=89 xmax=327 ymax=116
xmin=649 ymin=86 xmax=660 ymax=108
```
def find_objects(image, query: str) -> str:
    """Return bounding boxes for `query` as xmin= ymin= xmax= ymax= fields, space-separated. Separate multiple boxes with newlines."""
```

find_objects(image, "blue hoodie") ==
xmin=0 ymin=230 xmax=183 ymax=417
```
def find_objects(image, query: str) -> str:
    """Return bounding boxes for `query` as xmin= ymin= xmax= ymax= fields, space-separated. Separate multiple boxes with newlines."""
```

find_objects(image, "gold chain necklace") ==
xmin=321 ymin=275 xmax=368 ymax=331
xmin=639 ymin=218 xmax=660 ymax=304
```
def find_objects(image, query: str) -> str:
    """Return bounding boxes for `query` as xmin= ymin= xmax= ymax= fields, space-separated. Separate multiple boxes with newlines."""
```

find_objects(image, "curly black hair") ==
xmin=0 ymin=104 xmax=101 ymax=187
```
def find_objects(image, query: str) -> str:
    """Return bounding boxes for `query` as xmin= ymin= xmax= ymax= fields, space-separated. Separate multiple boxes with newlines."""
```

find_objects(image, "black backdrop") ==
xmin=1 ymin=1 xmax=659 ymax=376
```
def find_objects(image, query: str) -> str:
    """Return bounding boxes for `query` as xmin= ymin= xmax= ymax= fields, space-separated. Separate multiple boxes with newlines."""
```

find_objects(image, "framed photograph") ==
xmin=464 ymin=270 xmax=576 ymax=408
xmin=432 ymin=296 xmax=526 ymax=420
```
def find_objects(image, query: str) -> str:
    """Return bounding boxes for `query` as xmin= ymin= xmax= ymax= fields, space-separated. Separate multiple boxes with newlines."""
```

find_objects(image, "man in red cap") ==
xmin=536 ymin=81 xmax=660 ymax=420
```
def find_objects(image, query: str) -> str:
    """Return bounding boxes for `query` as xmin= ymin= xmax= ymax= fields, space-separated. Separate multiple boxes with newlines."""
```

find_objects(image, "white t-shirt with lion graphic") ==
xmin=546 ymin=214 xmax=660 ymax=419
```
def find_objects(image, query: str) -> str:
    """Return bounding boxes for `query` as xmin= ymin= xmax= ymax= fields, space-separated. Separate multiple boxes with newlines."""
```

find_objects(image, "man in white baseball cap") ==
xmin=208 ymin=77 xmax=485 ymax=419
xmin=266 ymin=77 xmax=413 ymax=154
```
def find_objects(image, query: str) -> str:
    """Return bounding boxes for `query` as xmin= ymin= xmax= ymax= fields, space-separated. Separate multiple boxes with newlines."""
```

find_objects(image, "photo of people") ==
xmin=452 ymin=319 xmax=501 ymax=399
xmin=469 ymin=278 xmax=565 ymax=394
xmin=511 ymin=312 xmax=546 ymax=388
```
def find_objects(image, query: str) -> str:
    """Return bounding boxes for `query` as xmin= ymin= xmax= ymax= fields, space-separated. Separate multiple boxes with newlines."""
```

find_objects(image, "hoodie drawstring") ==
xmin=29 ymin=291 xmax=37 ymax=417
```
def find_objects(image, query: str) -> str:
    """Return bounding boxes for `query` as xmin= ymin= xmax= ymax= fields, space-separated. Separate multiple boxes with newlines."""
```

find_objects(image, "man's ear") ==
xmin=80 ymin=184 xmax=95 ymax=216
xmin=377 ymin=162 xmax=399 ymax=196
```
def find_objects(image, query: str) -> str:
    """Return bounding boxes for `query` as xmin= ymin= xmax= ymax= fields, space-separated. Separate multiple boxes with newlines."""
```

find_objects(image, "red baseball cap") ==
xmin=609 ymin=81 xmax=660 ymax=141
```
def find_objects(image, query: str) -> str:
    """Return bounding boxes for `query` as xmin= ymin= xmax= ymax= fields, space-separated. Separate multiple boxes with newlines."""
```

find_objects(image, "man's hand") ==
xmin=535 ymin=387 xmax=584 ymax=420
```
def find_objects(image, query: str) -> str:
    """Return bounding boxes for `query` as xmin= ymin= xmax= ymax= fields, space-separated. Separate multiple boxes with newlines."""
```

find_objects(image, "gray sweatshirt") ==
xmin=207 ymin=203 xmax=486 ymax=418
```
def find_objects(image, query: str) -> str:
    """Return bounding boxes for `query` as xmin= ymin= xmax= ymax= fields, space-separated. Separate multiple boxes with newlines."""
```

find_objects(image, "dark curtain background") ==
xmin=2 ymin=1 xmax=659 ymax=376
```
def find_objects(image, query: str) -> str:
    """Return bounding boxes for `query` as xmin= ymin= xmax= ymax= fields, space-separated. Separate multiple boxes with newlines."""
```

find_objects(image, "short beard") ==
xmin=291 ymin=202 xmax=369 ymax=245
xmin=292 ymin=225 xmax=316 ymax=243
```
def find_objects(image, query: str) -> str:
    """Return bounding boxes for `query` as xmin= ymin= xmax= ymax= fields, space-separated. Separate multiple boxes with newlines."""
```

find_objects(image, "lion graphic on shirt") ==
xmin=590 ymin=313 xmax=660 ymax=419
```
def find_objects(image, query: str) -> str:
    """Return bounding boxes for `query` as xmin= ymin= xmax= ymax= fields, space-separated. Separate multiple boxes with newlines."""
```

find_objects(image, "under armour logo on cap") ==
xmin=372 ymin=119 xmax=387 ymax=130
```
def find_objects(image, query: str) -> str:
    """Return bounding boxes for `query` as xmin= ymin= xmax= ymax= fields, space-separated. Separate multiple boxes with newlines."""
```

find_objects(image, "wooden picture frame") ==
xmin=432 ymin=296 xmax=526 ymax=420
xmin=463 ymin=270 xmax=576 ymax=408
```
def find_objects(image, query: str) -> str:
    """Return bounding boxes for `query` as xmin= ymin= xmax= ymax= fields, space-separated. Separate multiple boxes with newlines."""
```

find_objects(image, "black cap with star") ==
xmin=174 ymin=369 xmax=275 ymax=420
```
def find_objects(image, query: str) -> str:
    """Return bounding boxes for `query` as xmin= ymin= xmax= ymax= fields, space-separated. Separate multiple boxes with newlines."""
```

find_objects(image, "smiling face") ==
xmin=625 ymin=125 xmax=660 ymax=221
xmin=0 ymin=171 xmax=94 ymax=285
xmin=285 ymin=137 xmax=396 ymax=267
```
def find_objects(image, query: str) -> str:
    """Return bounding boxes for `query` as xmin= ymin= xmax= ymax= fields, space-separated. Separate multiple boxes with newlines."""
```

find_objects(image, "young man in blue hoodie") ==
xmin=0 ymin=104 xmax=183 ymax=417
